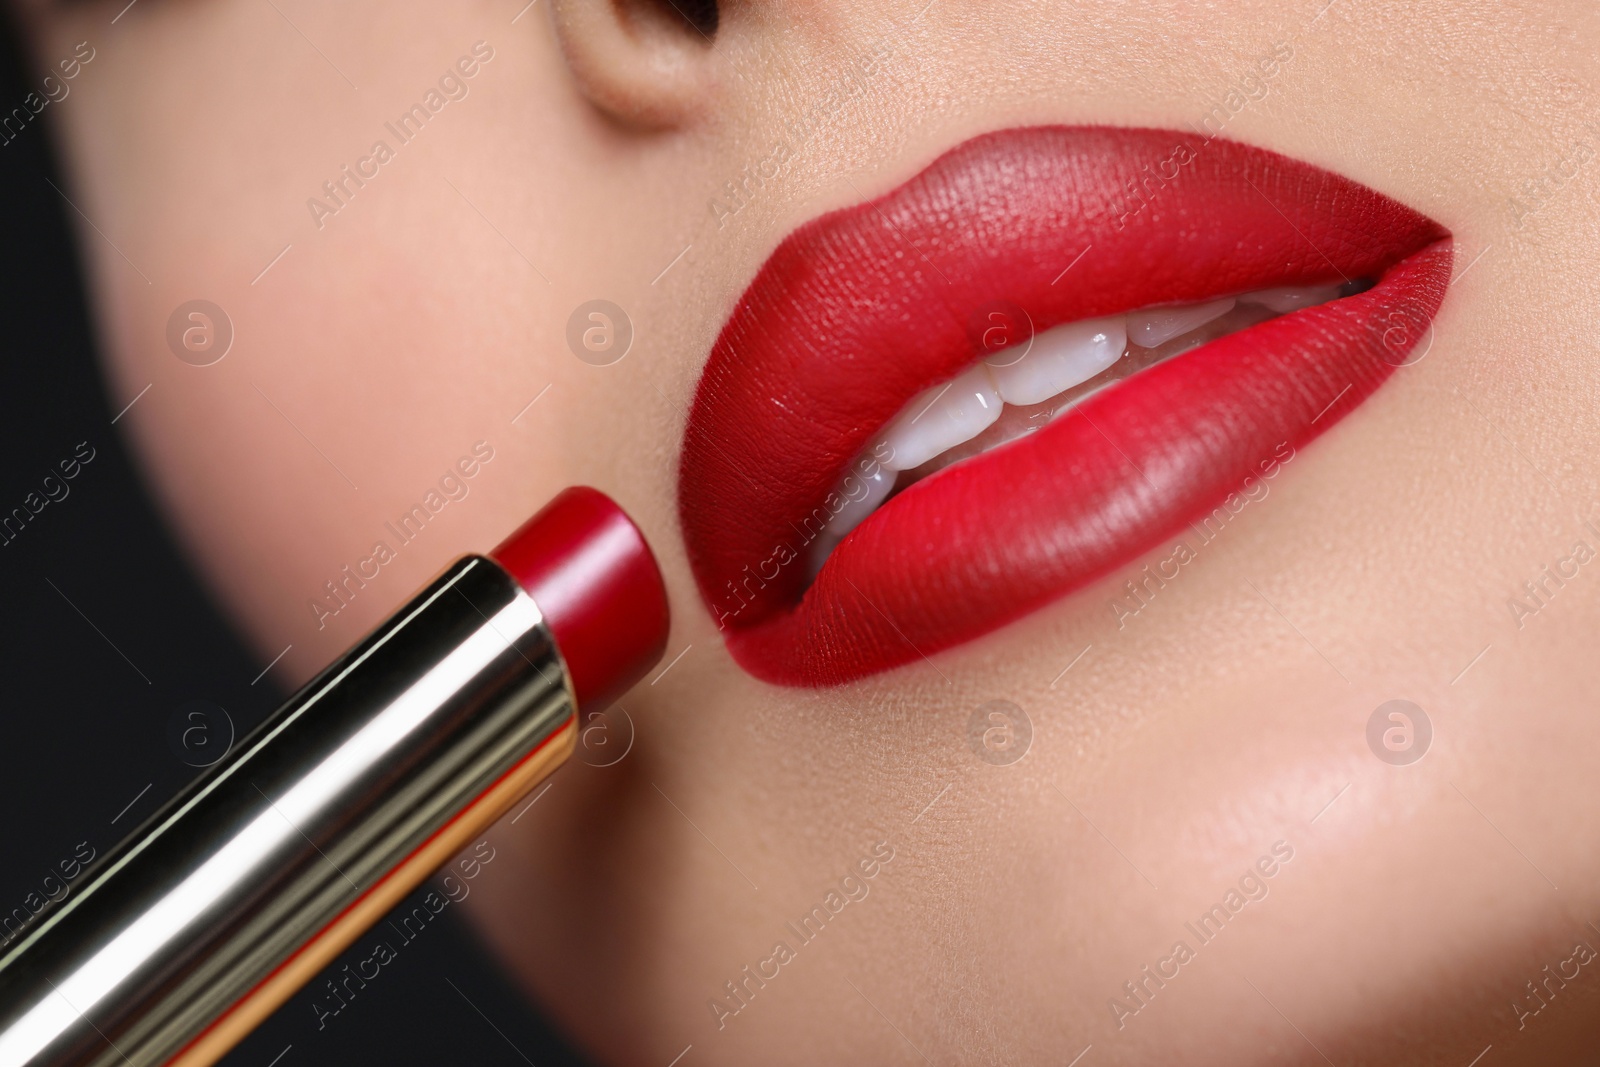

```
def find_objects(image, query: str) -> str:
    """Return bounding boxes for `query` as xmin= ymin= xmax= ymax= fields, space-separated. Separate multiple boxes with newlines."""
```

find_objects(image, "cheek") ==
xmin=47 ymin=3 xmax=1600 ymax=1064
xmin=83 ymin=30 xmax=638 ymax=678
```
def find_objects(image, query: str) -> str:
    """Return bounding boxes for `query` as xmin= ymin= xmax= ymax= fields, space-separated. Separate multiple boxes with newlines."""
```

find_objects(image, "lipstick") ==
xmin=0 ymin=487 xmax=670 ymax=1067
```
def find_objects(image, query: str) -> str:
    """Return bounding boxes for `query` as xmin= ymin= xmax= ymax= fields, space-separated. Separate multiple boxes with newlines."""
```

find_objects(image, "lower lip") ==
xmin=678 ymin=127 xmax=1452 ymax=686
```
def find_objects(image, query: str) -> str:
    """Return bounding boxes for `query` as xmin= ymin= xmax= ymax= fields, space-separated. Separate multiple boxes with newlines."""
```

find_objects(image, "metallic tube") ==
xmin=0 ymin=555 xmax=577 ymax=1067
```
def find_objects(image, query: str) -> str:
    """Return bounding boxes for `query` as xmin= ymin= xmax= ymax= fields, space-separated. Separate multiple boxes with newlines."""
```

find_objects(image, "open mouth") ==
xmin=678 ymin=126 xmax=1452 ymax=686
xmin=802 ymin=279 xmax=1368 ymax=576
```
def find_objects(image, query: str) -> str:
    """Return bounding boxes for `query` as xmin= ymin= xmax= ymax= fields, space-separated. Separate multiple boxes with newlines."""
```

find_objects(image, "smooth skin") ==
xmin=12 ymin=0 xmax=1600 ymax=1062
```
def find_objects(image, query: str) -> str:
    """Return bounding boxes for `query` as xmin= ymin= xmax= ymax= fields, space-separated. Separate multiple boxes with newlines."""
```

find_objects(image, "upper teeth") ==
xmin=876 ymin=365 xmax=1004 ymax=472
xmin=809 ymin=283 xmax=1346 ymax=569
xmin=986 ymin=315 xmax=1127 ymax=407
xmin=1127 ymin=297 xmax=1235 ymax=348
xmin=817 ymin=462 xmax=897 ymax=543
xmin=1240 ymin=285 xmax=1342 ymax=313
xmin=874 ymin=314 xmax=1125 ymax=473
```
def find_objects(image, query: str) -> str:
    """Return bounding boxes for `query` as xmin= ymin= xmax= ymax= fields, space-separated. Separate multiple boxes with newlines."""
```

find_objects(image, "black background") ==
xmin=0 ymin=8 xmax=591 ymax=1064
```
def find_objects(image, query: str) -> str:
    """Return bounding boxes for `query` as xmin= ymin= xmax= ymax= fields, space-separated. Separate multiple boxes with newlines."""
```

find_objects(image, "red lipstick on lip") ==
xmin=679 ymin=126 xmax=1451 ymax=685
xmin=0 ymin=487 xmax=669 ymax=1067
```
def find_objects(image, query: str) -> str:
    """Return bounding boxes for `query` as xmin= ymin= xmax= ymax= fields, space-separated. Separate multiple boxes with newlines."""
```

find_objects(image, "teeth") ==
xmin=820 ymin=463 xmax=897 ymax=540
xmin=1240 ymin=284 xmax=1345 ymax=313
xmin=985 ymin=315 xmax=1126 ymax=406
xmin=809 ymin=281 xmax=1351 ymax=574
xmin=806 ymin=462 xmax=898 ymax=577
xmin=879 ymin=364 xmax=1003 ymax=472
xmin=1127 ymin=297 xmax=1236 ymax=348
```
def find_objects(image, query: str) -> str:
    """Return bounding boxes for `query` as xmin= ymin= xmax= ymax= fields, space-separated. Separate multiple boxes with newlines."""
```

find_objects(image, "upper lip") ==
xmin=678 ymin=125 xmax=1452 ymax=686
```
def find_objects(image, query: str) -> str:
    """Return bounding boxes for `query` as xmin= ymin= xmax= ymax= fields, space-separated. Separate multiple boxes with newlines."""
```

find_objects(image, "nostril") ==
xmin=662 ymin=0 xmax=718 ymax=37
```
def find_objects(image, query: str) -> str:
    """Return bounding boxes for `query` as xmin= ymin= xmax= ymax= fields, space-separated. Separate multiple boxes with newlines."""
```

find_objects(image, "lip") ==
xmin=679 ymin=126 xmax=1451 ymax=686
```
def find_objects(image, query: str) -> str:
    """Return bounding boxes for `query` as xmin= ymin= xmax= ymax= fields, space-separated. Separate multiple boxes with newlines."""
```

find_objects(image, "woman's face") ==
xmin=21 ymin=0 xmax=1600 ymax=1061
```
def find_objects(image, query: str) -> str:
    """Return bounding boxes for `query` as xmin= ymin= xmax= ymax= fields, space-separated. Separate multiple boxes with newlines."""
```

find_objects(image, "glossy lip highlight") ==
xmin=678 ymin=126 xmax=1452 ymax=686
